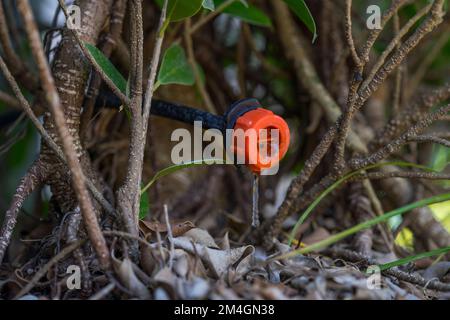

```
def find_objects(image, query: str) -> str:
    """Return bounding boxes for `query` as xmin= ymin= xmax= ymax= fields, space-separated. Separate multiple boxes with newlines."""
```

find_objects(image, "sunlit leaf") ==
xmin=155 ymin=0 xmax=203 ymax=21
xmin=157 ymin=44 xmax=195 ymax=86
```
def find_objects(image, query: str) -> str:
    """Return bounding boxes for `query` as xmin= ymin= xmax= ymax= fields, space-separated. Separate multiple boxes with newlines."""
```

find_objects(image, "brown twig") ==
xmin=407 ymin=135 xmax=450 ymax=148
xmin=0 ymin=2 xmax=38 ymax=92
xmin=326 ymin=247 xmax=450 ymax=292
xmin=184 ymin=18 xmax=217 ymax=114
xmin=0 ymin=160 xmax=45 ymax=264
xmin=344 ymin=0 xmax=361 ymax=67
xmin=334 ymin=0 xmax=445 ymax=168
xmin=0 ymin=90 xmax=20 ymax=109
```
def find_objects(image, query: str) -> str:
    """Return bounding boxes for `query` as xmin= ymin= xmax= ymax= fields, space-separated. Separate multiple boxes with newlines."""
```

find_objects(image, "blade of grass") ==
xmin=276 ymin=192 xmax=450 ymax=260
xmin=377 ymin=246 xmax=450 ymax=271
xmin=288 ymin=161 xmax=436 ymax=245
xmin=140 ymin=158 xmax=226 ymax=195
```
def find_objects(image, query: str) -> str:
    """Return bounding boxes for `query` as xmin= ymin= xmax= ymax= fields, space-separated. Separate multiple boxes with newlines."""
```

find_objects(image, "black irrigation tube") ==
xmin=0 ymin=92 xmax=259 ymax=131
xmin=94 ymin=90 xmax=228 ymax=130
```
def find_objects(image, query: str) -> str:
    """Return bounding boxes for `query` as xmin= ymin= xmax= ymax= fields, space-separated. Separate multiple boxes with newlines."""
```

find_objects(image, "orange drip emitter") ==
xmin=226 ymin=99 xmax=291 ymax=174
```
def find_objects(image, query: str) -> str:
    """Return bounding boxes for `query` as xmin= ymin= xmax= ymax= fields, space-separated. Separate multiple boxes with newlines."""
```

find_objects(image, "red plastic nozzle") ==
xmin=232 ymin=108 xmax=290 ymax=174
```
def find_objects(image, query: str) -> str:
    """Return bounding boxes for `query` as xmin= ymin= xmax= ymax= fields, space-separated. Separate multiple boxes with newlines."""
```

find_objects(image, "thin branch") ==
xmin=0 ymin=90 xmax=20 ymax=109
xmin=0 ymin=160 xmax=45 ymax=264
xmin=344 ymin=0 xmax=361 ymax=66
xmin=360 ymin=3 xmax=432 ymax=92
xmin=189 ymin=0 xmax=235 ymax=35
xmin=407 ymin=135 xmax=450 ymax=148
xmin=326 ymin=247 xmax=450 ymax=292
xmin=358 ymin=170 xmax=450 ymax=181
xmin=350 ymin=104 xmax=450 ymax=169
xmin=0 ymin=2 xmax=38 ymax=92
xmin=407 ymin=22 xmax=450 ymax=99
xmin=17 ymin=0 xmax=111 ymax=270
xmin=359 ymin=0 xmax=410 ymax=63
xmin=184 ymin=18 xmax=217 ymax=114
xmin=392 ymin=13 xmax=403 ymax=113
xmin=334 ymin=0 xmax=445 ymax=168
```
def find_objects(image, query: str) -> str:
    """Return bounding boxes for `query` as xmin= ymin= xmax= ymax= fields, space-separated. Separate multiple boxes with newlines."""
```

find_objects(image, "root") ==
xmin=0 ymin=159 xmax=46 ymax=265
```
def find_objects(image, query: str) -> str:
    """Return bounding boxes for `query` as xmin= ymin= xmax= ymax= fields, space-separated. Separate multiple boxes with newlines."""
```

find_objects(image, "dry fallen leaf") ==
xmin=139 ymin=220 xmax=196 ymax=238
xmin=112 ymin=257 xmax=151 ymax=299
xmin=183 ymin=228 xmax=219 ymax=249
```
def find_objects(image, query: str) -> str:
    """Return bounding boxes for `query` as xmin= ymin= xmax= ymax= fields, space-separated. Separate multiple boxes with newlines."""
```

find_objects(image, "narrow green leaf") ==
xmin=277 ymin=192 xmax=450 ymax=259
xmin=284 ymin=0 xmax=317 ymax=43
xmin=155 ymin=0 xmax=203 ymax=21
xmin=213 ymin=0 xmax=272 ymax=27
xmin=141 ymin=159 xmax=226 ymax=195
xmin=84 ymin=43 xmax=126 ymax=94
xmin=377 ymin=246 xmax=450 ymax=271
xmin=139 ymin=191 xmax=150 ymax=220
xmin=157 ymin=44 xmax=195 ymax=86
xmin=288 ymin=161 xmax=438 ymax=245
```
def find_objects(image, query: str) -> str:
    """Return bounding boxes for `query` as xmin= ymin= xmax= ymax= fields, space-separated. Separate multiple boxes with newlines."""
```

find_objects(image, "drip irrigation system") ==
xmin=1 ymin=91 xmax=291 ymax=226
xmin=95 ymin=89 xmax=291 ymax=174
xmin=1 ymin=90 xmax=291 ymax=173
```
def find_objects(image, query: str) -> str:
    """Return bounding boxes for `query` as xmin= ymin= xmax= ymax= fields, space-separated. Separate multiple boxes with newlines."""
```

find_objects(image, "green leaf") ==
xmin=278 ymin=192 xmax=450 ymax=259
xmin=139 ymin=191 xmax=150 ymax=220
xmin=288 ymin=161 xmax=438 ymax=246
xmin=283 ymin=0 xmax=317 ymax=43
xmin=430 ymin=144 xmax=449 ymax=172
xmin=202 ymin=0 xmax=215 ymax=11
xmin=157 ymin=44 xmax=195 ymax=86
xmin=155 ymin=0 xmax=203 ymax=21
xmin=141 ymin=159 xmax=226 ymax=195
xmin=213 ymin=0 xmax=272 ymax=27
xmin=377 ymin=246 xmax=450 ymax=271
xmin=84 ymin=43 xmax=127 ymax=94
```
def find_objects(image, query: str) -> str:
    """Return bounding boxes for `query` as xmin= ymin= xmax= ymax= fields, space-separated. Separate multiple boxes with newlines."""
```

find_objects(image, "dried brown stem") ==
xmin=326 ymin=247 xmax=450 ymax=292
xmin=0 ymin=2 xmax=38 ymax=92
xmin=350 ymin=104 xmax=450 ymax=169
xmin=335 ymin=0 xmax=445 ymax=167
xmin=344 ymin=0 xmax=361 ymax=67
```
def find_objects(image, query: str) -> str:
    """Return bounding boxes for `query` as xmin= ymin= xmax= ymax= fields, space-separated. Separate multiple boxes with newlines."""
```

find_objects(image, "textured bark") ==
xmin=0 ymin=160 xmax=46 ymax=264
xmin=40 ymin=0 xmax=113 ymax=212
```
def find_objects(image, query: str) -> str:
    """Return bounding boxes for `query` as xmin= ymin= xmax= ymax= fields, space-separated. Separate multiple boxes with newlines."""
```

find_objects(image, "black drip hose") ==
xmin=0 ymin=90 xmax=260 ymax=132
xmin=95 ymin=90 xmax=226 ymax=131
